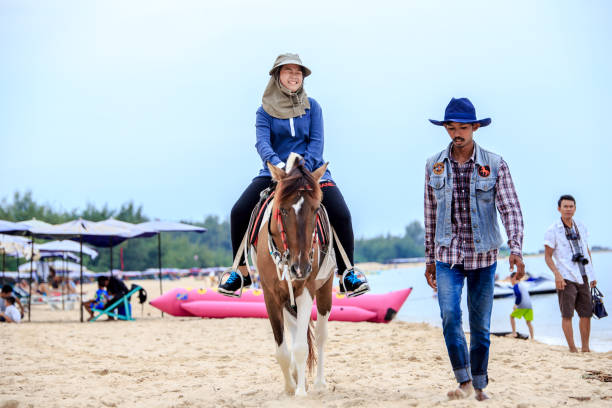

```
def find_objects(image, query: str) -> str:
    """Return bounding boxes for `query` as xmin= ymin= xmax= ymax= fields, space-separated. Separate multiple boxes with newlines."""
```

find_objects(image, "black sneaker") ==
xmin=339 ymin=269 xmax=370 ymax=297
xmin=218 ymin=271 xmax=252 ymax=297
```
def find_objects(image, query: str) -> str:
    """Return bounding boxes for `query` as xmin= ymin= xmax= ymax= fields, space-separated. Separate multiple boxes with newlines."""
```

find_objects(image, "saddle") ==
xmin=247 ymin=185 xmax=330 ymax=251
xmin=240 ymin=184 xmax=336 ymax=289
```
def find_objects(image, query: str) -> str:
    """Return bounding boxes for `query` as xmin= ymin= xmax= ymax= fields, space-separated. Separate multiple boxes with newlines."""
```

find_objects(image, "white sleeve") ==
xmin=543 ymin=225 xmax=556 ymax=249
xmin=7 ymin=307 xmax=21 ymax=323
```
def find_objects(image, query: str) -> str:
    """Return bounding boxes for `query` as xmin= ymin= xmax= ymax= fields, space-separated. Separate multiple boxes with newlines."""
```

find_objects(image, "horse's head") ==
xmin=267 ymin=158 xmax=328 ymax=281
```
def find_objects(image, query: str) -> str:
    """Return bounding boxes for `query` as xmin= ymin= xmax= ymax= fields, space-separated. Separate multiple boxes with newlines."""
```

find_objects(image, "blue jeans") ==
xmin=436 ymin=261 xmax=496 ymax=390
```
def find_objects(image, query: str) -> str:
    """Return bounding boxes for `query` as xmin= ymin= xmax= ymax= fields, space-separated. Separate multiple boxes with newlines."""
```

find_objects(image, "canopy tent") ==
xmin=137 ymin=221 xmax=206 ymax=309
xmin=39 ymin=251 xmax=80 ymax=262
xmin=3 ymin=217 xmax=207 ymax=322
xmin=95 ymin=218 xmax=158 ymax=284
xmin=0 ymin=234 xmax=32 ymax=257
xmin=37 ymin=240 xmax=98 ymax=259
xmin=0 ymin=220 xmax=29 ymax=235
xmin=16 ymin=218 xmax=137 ymax=322
xmin=138 ymin=221 xmax=207 ymax=233
xmin=0 ymin=233 xmax=34 ymax=281
xmin=19 ymin=259 xmax=95 ymax=276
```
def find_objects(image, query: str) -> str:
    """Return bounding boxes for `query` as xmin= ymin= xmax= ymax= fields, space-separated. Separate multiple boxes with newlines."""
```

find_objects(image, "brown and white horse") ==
xmin=257 ymin=158 xmax=333 ymax=396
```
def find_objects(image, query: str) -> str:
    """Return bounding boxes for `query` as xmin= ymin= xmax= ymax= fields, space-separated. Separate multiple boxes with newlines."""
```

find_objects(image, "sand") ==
xmin=1 ymin=277 xmax=611 ymax=408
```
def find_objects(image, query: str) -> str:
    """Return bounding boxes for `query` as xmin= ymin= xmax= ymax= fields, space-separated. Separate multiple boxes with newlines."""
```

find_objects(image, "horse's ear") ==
xmin=267 ymin=161 xmax=286 ymax=182
xmin=311 ymin=162 xmax=328 ymax=182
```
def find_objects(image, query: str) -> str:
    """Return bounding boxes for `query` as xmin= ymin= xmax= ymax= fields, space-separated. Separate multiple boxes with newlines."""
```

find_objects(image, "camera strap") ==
xmin=562 ymin=219 xmax=586 ymax=276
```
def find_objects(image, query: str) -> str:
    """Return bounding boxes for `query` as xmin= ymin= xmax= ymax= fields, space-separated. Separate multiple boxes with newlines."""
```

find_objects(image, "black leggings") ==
xmin=230 ymin=176 xmax=354 ymax=274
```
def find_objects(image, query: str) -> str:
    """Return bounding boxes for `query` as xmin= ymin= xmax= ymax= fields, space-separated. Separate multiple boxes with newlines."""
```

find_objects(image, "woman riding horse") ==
xmin=219 ymin=53 xmax=369 ymax=298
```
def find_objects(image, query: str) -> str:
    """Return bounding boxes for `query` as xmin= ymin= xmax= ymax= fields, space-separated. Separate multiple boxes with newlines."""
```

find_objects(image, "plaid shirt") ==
xmin=424 ymin=148 xmax=524 ymax=270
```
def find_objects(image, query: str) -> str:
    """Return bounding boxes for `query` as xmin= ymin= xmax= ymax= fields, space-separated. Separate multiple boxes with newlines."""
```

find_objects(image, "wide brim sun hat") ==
xmin=429 ymin=97 xmax=491 ymax=127
xmin=269 ymin=53 xmax=312 ymax=77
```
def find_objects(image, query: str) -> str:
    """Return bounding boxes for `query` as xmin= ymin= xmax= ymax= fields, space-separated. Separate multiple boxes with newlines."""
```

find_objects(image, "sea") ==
xmin=367 ymin=251 xmax=612 ymax=352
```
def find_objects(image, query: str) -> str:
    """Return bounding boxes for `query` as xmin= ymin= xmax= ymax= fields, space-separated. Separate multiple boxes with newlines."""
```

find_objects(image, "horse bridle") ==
xmin=268 ymin=200 xmax=319 ymax=271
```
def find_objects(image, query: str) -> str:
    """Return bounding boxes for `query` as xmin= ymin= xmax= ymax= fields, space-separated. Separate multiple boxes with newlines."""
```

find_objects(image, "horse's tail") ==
xmin=307 ymin=320 xmax=316 ymax=374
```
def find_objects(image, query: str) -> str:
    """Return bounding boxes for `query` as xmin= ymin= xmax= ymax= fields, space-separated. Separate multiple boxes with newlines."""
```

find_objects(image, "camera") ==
xmin=571 ymin=253 xmax=589 ymax=265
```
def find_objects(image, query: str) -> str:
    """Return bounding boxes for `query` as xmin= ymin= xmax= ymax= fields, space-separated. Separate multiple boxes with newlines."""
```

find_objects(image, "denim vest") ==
xmin=426 ymin=142 xmax=504 ymax=253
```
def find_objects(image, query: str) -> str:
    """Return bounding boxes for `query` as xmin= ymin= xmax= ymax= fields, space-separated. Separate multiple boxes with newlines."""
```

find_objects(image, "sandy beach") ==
xmin=2 ymin=277 xmax=612 ymax=408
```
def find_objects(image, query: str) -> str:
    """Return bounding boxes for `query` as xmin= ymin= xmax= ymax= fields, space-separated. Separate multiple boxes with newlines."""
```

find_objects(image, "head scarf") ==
xmin=262 ymin=53 xmax=311 ymax=119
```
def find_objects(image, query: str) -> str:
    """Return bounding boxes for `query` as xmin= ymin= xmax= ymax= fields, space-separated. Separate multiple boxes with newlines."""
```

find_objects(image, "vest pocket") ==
xmin=475 ymin=180 xmax=495 ymax=203
xmin=429 ymin=177 xmax=446 ymax=201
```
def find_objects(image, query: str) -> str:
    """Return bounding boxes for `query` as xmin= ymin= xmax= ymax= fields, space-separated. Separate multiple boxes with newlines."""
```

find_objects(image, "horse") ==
xmin=256 ymin=158 xmax=333 ymax=396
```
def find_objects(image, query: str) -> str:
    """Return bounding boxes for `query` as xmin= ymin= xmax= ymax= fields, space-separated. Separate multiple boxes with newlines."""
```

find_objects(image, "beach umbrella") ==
xmin=18 ymin=218 xmax=134 ymax=322
xmin=137 ymin=221 xmax=206 ymax=305
xmin=37 ymin=240 xmax=98 ymax=259
xmin=19 ymin=259 xmax=94 ymax=275
xmin=95 ymin=218 xmax=158 ymax=277
xmin=51 ymin=219 xmax=139 ymax=321
xmin=36 ymin=240 xmax=98 ymax=310
xmin=0 ymin=220 xmax=29 ymax=235
xmin=16 ymin=218 xmax=60 ymax=321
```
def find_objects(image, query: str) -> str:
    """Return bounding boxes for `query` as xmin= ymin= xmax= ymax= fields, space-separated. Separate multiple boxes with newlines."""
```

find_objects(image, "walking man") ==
xmin=544 ymin=194 xmax=596 ymax=352
xmin=424 ymin=98 xmax=525 ymax=401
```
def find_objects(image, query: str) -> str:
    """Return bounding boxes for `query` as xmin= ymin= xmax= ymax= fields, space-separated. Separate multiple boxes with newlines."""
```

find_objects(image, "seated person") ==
xmin=1 ymin=284 xmax=24 ymax=318
xmin=0 ymin=296 xmax=22 ymax=323
xmin=99 ymin=275 xmax=129 ymax=318
xmin=83 ymin=276 xmax=109 ymax=321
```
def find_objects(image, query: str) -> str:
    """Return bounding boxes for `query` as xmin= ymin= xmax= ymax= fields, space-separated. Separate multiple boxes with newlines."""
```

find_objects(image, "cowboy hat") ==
xmin=429 ymin=97 xmax=491 ymax=127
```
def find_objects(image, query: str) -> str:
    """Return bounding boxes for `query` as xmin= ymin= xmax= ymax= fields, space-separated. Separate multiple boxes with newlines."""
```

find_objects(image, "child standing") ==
xmin=510 ymin=272 xmax=534 ymax=340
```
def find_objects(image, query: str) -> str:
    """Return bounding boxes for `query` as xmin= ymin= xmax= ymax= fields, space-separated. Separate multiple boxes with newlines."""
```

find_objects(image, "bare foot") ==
xmin=448 ymin=381 xmax=473 ymax=400
xmin=475 ymin=389 xmax=490 ymax=401
xmin=582 ymin=348 xmax=591 ymax=353
xmin=569 ymin=347 xmax=579 ymax=353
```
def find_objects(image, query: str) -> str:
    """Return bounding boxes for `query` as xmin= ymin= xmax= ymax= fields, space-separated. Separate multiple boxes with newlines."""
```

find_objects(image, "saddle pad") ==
xmin=249 ymin=191 xmax=275 ymax=247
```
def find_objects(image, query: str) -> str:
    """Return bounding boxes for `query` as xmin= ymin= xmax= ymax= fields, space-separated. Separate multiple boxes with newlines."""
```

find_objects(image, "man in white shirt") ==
xmin=544 ymin=195 xmax=596 ymax=352
xmin=0 ymin=296 xmax=22 ymax=323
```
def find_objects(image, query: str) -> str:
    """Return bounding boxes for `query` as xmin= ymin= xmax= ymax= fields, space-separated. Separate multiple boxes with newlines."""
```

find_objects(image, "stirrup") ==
xmin=340 ymin=267 xmax=370 ymax=298
xmin=218 ymin=268 xmax=247 ymax=298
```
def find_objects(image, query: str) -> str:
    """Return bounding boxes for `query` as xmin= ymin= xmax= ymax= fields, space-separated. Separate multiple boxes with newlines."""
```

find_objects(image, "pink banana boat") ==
xmin=181 ymin=301 xmax=377 ymax=322
xmin=150 ymin=287 xmax=412 ymax=323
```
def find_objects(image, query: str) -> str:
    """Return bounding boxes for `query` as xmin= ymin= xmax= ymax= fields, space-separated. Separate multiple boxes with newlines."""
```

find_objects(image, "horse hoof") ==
xmin=285 ymin=385 xmax=296 ymax=395
xmin=313 ymin=380 xmax=326 ymax=392
xmin=295 ymin=388 xmax=307 ymax=397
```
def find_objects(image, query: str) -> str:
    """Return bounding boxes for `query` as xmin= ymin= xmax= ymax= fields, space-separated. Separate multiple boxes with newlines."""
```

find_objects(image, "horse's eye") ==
xmin=280 ymin=208 xmax=288 ymax=216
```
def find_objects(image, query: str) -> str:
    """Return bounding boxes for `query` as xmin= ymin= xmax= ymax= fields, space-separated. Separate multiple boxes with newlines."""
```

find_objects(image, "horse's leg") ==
xmin=283 ymin=308 xmax=298 ymax=384
xmin=293 ymin=289 xmax=314 ymax=396
xmin=267 ymin=298 xmax=296 ymax=395
xmin=314 ymin=277 xmax=333 ymax=391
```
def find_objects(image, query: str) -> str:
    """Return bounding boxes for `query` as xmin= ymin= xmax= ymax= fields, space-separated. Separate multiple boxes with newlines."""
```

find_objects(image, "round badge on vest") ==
xmin=478 ymin=165 xmax=491 ymax=177
xmin=433 ymin=162 xmax=445 ymax=175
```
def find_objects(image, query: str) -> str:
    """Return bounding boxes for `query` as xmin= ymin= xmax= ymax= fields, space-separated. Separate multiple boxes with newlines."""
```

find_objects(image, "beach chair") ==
xmin=90 ymin=285 xmax=147 ymax=322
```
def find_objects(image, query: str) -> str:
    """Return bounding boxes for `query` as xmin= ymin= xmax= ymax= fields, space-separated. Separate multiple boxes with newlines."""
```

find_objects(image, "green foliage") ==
xmin=354 ymin=221 xmax=425 ymax=263
xmin=1 ymin=190 xmax=424 ymax=270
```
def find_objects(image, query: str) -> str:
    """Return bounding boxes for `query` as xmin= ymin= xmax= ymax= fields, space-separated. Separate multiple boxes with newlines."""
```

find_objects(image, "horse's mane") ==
xmin=277 ymin=161 xmax=322 ymax=204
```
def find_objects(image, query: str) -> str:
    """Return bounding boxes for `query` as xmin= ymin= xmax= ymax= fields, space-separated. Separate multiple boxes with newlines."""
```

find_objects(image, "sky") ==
xmin=1 ymin=0 xmax=611 ymax=253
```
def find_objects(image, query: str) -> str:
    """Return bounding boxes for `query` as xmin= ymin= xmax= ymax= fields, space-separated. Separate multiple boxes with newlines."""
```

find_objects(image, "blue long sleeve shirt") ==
xmin=254 ymin=97 xmax=332 ymax=180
